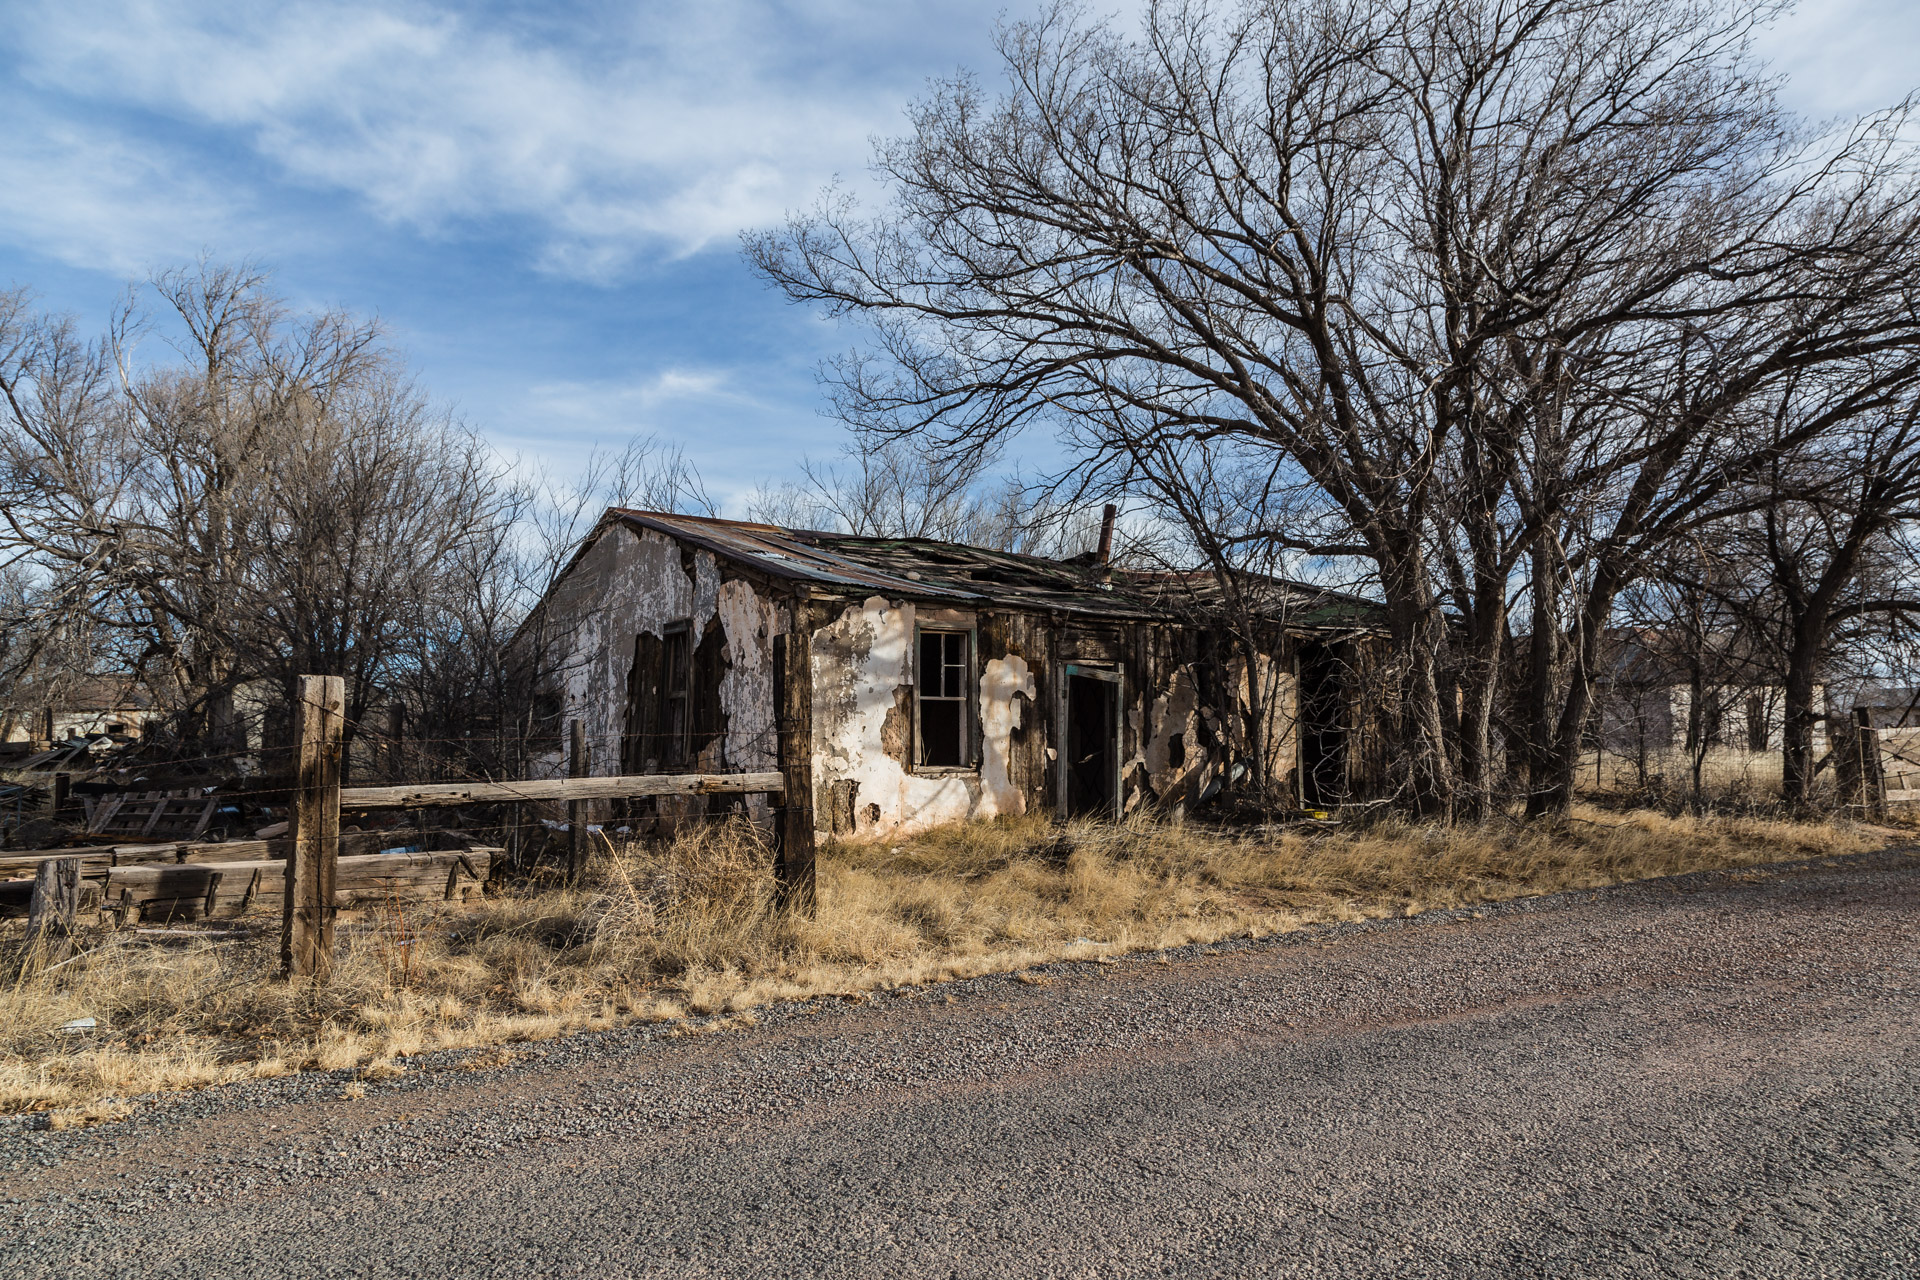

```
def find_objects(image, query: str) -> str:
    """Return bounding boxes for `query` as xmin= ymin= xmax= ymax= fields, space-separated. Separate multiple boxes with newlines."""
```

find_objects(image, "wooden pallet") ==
xmin=83 ymin=790 xmax=220 ymax=841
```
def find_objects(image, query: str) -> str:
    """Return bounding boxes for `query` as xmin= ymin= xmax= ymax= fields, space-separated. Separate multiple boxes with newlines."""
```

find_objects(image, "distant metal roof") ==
xmin=606 ymin=510 xmax=1380 ymax=630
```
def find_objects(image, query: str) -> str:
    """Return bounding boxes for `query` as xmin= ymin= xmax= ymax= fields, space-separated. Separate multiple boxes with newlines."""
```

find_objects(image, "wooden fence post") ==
xmin=282 ymin=675 xmax=344 ymax=982
xmin=507 ymin=801 xmax=524 ymax=877
xmin=26 ymin=855 xmax=82 ymax=961
xmin=567 ymin=719 xmax=589 ymax=883
xmin=773 ymin=622 xmax=817 ymax=916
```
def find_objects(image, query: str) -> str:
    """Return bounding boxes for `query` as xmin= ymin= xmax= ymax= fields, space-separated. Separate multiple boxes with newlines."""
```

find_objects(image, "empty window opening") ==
xmin=660 ymin=622 xmax=692 ymax=769
xmin=624 ymin=617 xmax=730 ymax=775
xmin=917 ymin=629 xmax=971 ymax=768
xmin=1064 ymin=666 xmax=1120 ymax=818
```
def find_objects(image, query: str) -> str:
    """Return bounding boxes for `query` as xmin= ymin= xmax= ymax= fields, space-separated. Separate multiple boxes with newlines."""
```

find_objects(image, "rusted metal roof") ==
xmin=610 ymin=510 xmax=982 ymax=601
xmin=607 ymin=509 xmax=1380 ymax=629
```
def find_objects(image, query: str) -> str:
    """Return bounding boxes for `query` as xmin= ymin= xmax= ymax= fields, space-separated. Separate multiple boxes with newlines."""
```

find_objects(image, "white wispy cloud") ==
xmin=1756 ymin=1 xmax=1920 ymax=120
xmin=486 ymin=365 xmax=816 ymax=507
xmin=0 ymin=105 xmax=255 ymax=277
xmin=6 ymin=0 xmax=1914 ymax=309
xmin=524 ymin=368 xmax=748 ymax=422
xmin=7 ymin=0 xmax=989 ymax=281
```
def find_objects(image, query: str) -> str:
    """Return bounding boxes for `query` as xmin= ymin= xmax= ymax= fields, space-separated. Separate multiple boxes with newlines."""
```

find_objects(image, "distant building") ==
xmin=1848 ymin=686 xmax=1920 ymax=730
xmin=1589 ymin=629 xmax=1819 ymax=759
xmin=1 ymin=676 xmax=158 ymax=746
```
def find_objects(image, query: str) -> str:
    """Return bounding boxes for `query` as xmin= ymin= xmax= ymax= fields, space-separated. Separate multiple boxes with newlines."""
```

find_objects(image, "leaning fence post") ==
xmin=773 ymin=624 xmax=817 ymax=916
xmin=282 ymin=674 xmax=344 ymax=982
xmin=567 ymin=719 xmax=589 ymax=883
xmin=1856 ymin=707 xmax=1886 ymax=819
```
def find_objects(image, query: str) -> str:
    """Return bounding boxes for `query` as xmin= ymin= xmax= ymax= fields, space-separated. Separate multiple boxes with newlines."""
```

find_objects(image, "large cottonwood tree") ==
xmin=750 ymin=0 xmax=1920 ymax=819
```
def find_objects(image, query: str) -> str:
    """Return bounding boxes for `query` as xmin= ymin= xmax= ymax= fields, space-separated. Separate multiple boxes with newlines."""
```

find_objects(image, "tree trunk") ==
xmin=1384 ymin=584 xmax=1454 ymax=822
xmin=1522 ymin=541 xmax=1563 ymax=818
xmin=1780 ymin=620 xmax=1826 ymax=810
xmin=1453 ymin=626 xmax=1504 ymax=823
xmin=1529 ymin=588 xmax=1615 ymax=820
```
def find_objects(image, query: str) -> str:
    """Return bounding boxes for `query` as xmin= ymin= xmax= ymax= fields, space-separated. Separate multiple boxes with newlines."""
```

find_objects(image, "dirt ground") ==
xmin=6 ymin=844 xmax=1917 ymax=1278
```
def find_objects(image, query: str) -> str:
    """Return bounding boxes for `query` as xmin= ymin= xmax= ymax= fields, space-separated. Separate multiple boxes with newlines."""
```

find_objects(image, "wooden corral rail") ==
xmin=280 ymin=687 xmax=808 ymax=984
xmin=4 ymin=848 xmax=495 ymax=924
xmin=1875 ymin=725 xmax=1920 ymax=805
xmin=0 ymin=832 xmax=404 ymax=882
xmin=339 ymin=770 xmax=785 ymax=811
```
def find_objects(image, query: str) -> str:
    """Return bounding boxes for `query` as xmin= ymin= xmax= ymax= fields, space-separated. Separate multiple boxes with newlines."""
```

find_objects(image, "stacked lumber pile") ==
xmin=1 ymin=844 xmax=495 ymax=923
xmin=103 ymin=849 xmax=495 ymax=923
xmin=84 ymin=789 xmax=220 ymax=841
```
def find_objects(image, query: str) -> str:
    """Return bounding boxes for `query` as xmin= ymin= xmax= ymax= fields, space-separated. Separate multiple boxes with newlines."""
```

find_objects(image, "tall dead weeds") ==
xmin=0 ymin=805 xmax=1881 ymax=1115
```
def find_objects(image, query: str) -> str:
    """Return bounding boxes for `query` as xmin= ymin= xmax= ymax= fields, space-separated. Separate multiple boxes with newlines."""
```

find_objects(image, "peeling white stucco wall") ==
xmin=810 ymin=595 xmax=1033 ymax=837
xmin=545 ymin=523 xmax=783 ymax=785
xmin=1142 ymin=666 xmax=1205 ymax=802
xmin=978 ymin=654 xmax=1035 ymax=818
xmin=716 ymin=578 xmax=780 ymax=772
xmin=812 ymin=596 xmax=973 ymax=837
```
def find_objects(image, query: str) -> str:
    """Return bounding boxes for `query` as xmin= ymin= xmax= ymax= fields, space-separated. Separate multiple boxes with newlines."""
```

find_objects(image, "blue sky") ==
xmin=3 ymin=1 xmax=1917 ymax=514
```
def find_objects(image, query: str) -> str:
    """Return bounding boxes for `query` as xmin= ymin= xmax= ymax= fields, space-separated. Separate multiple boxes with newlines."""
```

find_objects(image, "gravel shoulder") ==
xmin=5 ymin=846 xmax=1919 ymax=1279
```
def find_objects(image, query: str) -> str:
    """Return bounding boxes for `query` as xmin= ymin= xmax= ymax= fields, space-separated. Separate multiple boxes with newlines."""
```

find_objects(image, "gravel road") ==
xmin=5 ymin=847 xmax=1918 ymax=1278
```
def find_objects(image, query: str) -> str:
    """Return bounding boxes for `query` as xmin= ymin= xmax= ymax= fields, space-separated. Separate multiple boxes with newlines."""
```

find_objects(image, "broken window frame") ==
xmin=914 ymin=625 xmax=975 ymax=772
xmin=660 ymin=620 xmax=692 ymax=770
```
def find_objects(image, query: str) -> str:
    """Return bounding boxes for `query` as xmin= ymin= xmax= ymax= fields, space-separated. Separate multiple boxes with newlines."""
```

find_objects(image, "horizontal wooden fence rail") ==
xmin=0 ymin=833 xmax=407 ymax=882
xmin=338 ymin=770 xmax=786 ymax=811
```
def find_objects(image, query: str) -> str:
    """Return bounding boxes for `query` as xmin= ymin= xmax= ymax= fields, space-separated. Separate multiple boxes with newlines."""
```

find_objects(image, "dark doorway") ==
xmin=1064 ymin=667 xmax=1120 ymax=818
xmin=1297 ymin=644 xmax=1348 ymax=807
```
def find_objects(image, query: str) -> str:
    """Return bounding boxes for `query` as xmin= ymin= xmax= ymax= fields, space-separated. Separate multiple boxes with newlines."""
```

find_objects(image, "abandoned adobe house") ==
xmin=533 ymin=509 xmax=1386 ymax=838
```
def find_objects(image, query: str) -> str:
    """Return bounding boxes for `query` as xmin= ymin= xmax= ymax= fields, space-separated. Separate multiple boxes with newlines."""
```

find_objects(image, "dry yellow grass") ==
xmin=0 ymin=806 xmax=1882 ymax=1119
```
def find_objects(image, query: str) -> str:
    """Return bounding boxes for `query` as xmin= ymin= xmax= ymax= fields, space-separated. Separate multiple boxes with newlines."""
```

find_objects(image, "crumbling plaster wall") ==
xmin=1134 ymin=647 xmax=1299 ymax=810
xmin=1139 ymin=666 xmax=1206 ymax=806
xmin=545 ymin=524 xmax=785 ymax=780
xmin=810 ymin=595 xmax=1034 ymax=838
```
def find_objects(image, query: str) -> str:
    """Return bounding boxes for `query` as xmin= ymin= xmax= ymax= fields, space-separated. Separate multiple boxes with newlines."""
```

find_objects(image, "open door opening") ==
xmin=1063 ymin=666 xmax=1120 ymax=818
xmin=1297 ymin=643 xmax=1348 ymax=808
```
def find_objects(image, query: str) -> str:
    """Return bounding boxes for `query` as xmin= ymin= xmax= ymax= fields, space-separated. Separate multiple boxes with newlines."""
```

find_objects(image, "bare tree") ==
xmin=749 ymin=0 xmax=1920 ymax=821
xmin=746 ymin=436 xmax=998 ymax=540
xmin=1665 ymin=394 xmax=1920 ymax=807
xmin=0 ymin=264 xmax=521 ymax=771
xmin=743 ymin=433 xmax=1121 ymax=560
